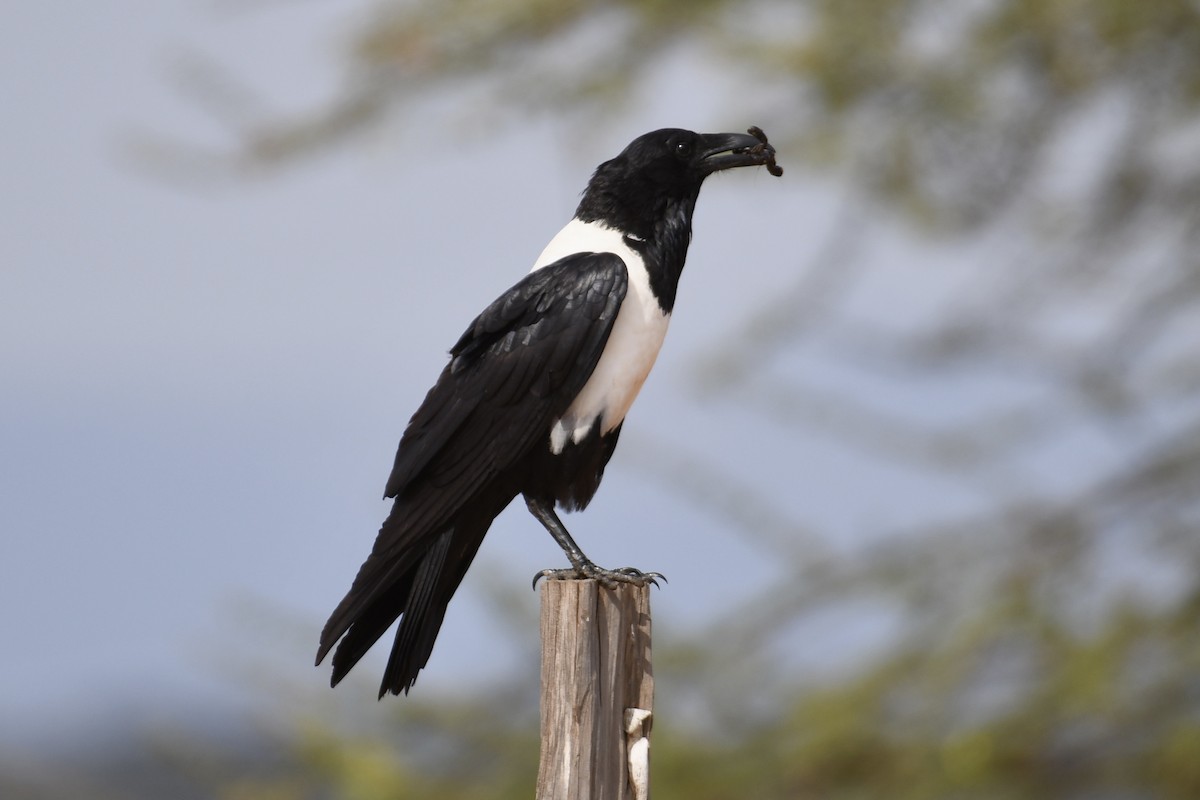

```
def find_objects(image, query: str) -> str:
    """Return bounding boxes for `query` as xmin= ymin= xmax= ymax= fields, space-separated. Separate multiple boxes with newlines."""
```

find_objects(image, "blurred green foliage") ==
xmin=197 ymin=565 xmax=1199 ymax=799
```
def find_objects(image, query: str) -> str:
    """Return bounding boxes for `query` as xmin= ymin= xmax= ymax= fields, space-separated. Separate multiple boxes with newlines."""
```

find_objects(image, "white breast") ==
xmin=531 ymin=220 xmax=671 ymax=455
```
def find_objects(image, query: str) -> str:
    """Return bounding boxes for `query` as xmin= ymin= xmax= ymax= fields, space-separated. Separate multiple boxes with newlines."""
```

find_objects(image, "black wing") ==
xmin=383 ymin=251 xmax=627 ymax=502
xmin=317 ymin=251 xmax=628 ymax=693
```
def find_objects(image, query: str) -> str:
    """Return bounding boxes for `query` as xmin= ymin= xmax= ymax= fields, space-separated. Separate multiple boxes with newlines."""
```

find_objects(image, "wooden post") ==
xmin=535 ymin=579 xmax=653 ymax=800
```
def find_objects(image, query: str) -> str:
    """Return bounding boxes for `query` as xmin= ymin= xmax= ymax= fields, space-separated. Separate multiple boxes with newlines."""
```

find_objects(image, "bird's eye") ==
xmin=673 ymin=140 xmax=693 ymax=159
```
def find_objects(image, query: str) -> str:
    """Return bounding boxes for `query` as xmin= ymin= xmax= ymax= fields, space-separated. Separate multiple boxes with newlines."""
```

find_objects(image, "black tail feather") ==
xmin=379 ymin=528 xmax=454 ymax=696
xmin=324 ymin=572 xmax=412 ymax=688
xmin=316 ymin=547 xmax=411 ymax=671
xmin=318 ymin=509 xmax=495 ymax=696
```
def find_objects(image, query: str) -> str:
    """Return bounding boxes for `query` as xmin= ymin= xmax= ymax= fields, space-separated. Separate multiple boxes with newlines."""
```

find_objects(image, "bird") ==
xmin=317 ymin=127 xmax=781 ymax=697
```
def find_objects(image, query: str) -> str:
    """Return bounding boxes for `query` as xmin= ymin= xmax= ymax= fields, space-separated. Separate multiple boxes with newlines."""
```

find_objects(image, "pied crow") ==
xmin=317 ymin=127 xmax=781 ymax=697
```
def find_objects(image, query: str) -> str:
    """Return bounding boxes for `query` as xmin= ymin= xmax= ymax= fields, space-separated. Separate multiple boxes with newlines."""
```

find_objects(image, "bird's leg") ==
xmin=525 ymin=496 xmax=664 ymax=588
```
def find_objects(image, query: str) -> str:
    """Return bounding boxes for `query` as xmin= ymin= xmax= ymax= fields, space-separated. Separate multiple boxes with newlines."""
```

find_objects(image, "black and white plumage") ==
xmin=317 ymin=127 xmax=780 ymax=697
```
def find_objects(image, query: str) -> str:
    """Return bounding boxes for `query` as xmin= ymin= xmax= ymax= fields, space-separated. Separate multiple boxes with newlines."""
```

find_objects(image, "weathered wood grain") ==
xmin=535 ymin=580 xmax=653 ymax=800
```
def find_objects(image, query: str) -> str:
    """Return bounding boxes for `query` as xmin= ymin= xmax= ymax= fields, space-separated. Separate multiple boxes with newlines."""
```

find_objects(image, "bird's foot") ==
xmin=532 ymin=564 xmax=666 ymax=590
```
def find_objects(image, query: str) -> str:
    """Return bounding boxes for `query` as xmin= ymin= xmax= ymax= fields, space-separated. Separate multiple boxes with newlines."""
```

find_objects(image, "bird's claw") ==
xmin=532 ymin=568 xmax=569 ymax=589
xmin=607 ymin=567 xmax=667 ymax=588
xmin=532 ymin=565 xmax=666 ymax=590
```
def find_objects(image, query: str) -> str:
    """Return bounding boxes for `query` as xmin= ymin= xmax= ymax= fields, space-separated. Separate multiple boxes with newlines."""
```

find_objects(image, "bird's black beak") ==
xmin=698 ymin=130 xmax=781 ymax=176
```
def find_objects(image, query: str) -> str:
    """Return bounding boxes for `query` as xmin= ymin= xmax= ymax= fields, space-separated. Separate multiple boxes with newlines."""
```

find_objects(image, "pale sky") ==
xmin=3 ymin=1 xmax=1051 ymax=750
